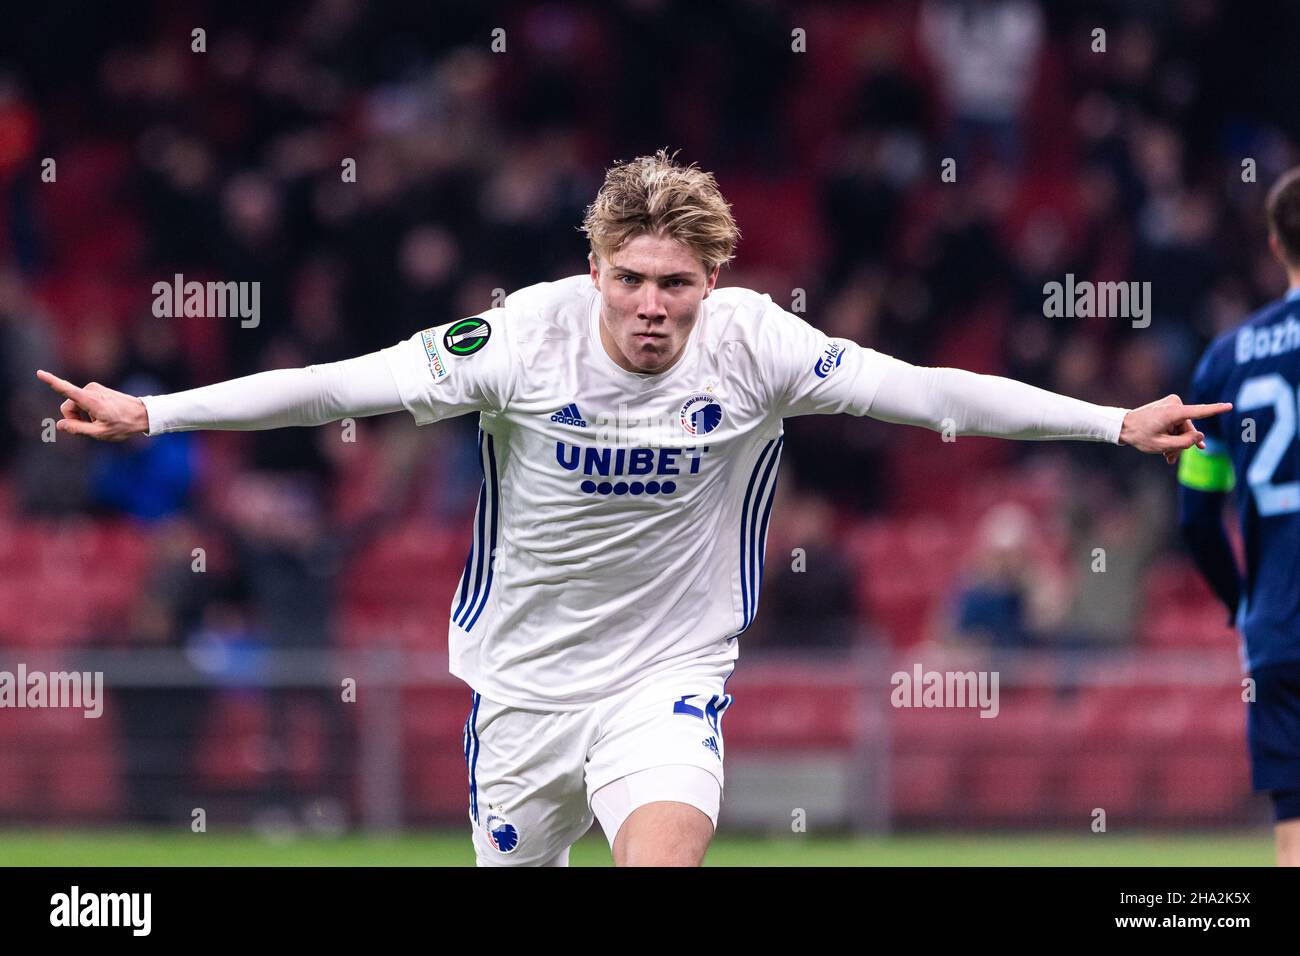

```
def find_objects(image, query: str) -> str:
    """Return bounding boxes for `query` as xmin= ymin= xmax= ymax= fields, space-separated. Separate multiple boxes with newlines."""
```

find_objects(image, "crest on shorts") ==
xmin=485 ymin=809 xmax=519 ymax=853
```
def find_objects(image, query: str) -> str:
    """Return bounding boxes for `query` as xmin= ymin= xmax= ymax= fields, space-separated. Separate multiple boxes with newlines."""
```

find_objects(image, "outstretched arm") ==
xmin=865 ymin=361 xmax=1232 ymax=463
xmin=36 ymin=351 xmax=403 ymax=441
xmin=38 ymin=311 xmax=515 ymax=440
xmin=762 ymin=300 xmax=1230 ymax=462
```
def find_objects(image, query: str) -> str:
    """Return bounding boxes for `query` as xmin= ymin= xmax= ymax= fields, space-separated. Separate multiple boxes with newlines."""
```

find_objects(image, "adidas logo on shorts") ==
xmin=550 ymin=402 xmax=588 ymax=427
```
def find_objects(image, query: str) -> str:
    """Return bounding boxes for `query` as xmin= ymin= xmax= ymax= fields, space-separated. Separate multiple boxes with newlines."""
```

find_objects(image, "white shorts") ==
xmin=462 ymin=656 xmax=733 ymax=866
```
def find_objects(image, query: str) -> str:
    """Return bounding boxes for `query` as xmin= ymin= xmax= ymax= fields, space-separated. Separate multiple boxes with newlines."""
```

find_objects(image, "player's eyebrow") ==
xmin=611 ymin=268 xmax=697 ymax=280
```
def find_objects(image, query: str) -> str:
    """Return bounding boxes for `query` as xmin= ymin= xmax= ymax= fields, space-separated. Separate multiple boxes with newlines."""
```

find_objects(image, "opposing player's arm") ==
xmin=1177 ymin=448 xmax=1241 ymax=624
xmin=35 ymin=309 xmax=514 ymax=440
xmin=1174 ymin=349 xmax=1241 ymax=623
xmin=761 ymin=301 xmax=1230 ymax=462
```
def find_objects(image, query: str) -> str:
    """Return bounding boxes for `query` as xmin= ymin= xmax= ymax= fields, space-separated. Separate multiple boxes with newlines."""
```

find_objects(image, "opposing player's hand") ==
xmin=35 ymin=369 xmax=151 ymax=441
xmin=1118 ymin=394 xmax=1233 ymax=465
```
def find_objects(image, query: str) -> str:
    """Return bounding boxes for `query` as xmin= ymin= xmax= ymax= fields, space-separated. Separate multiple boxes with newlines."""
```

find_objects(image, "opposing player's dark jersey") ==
xmin=1180 ymin=288 xmax=1300 ymax=671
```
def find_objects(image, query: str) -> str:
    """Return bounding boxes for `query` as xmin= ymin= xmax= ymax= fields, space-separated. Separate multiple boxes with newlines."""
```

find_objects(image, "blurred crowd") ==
xmin=1 ymin=0 xmax=1296 ymax=664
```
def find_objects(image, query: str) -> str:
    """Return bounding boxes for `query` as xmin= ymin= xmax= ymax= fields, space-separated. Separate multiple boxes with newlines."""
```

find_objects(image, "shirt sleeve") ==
xmin=757 ymin=300 xmax=1126 ymax=441
xmin=380 ymin=309 xmax=517 ymax=426
xmin=758 ymin=301 xmax=896 ymax=418
xmin=867 ymin=361 xmax=1129 ymax=442
xmin=140 ymin=350 xmax=405 ymax=435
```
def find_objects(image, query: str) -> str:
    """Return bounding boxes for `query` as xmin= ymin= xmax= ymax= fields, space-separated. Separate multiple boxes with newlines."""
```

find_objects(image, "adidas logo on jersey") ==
xmin=702 ymin=736 xmax=721 ymax=759
xmin=550 ymin=403 xmax=588 ymax=427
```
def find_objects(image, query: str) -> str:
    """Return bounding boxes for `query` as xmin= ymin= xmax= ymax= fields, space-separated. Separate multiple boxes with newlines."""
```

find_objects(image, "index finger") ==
xmin=35 ymin=369 xmax=88 ymax=405
xmin=1178 ymin=402 xmax=1233 ymax=420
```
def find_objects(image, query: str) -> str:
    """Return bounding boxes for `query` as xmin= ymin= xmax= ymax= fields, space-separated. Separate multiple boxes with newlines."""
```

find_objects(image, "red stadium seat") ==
xmin=1154 ymin=753 xmax=1251 ymax=819
xmin=891 ymin=704 xmax=989 ymax=750
xmin=891 ymin=753 xmax=957 ymax=818
xmin=1058 ymin=752 xmax=1148 ymax=821
xmin=406 ymin=751 xmax=473 ymax=821
xmin=194 ymin=693 xmax=271 ymax=791
xmin=968 ymin=754 xmax=1053 ymax=820
xmin=1117 ymin=690 xmax=1199 ymax=746
xmin=0 ymin=749 xmax=31 ymax=814
xmin=716 ymin=679 xmax=857 ymax=749
xmin=1193 ymin=685 xmax=1247 ymax=747
xmin=49 ymin=748 xmax=123 ymax=819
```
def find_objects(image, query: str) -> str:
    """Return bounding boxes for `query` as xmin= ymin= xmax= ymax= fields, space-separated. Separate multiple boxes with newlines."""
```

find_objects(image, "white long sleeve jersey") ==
xmin=143 ymin=274 xmax=1127 ymax=709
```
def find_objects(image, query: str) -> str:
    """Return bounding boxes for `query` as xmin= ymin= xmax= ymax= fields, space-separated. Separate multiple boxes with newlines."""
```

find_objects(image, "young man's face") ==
xmin=590 ymin=232 xmax=720 ymax=374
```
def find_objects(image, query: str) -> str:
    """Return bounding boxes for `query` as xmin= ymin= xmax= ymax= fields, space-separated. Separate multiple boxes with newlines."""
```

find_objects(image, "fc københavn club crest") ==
xmin=485 ymin=810 xmax=519 ymax=853
xmin=680 ymin=394 xmax=723 ymax=436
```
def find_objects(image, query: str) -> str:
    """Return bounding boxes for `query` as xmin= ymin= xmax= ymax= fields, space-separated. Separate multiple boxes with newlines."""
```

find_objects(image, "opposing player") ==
xmin=39 ymin=150 xmax=1228 ymax=866
xmin=1178 ymin=166 xmax=1300 ymax=867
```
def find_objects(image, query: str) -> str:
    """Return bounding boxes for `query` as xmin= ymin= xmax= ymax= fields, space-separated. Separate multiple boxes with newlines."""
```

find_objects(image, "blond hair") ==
xmin=581 ymin=149 xmax=740 ymax=274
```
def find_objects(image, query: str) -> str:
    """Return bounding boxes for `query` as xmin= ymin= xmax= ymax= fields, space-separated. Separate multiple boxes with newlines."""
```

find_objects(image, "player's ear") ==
xmin=1268 ymin=231 xmax=1293 ymax=270
xmin=589 ymin=252 xmax=601 ymax=288
xmin=703 ymin=264 xmax=720 ymax=297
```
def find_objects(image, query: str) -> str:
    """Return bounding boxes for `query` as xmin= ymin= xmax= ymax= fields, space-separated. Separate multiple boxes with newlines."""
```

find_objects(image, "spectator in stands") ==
xmin=222 ymin=471 xmax=348 ymax=824
xmin=1051 ymin=476 xmax=1167 ymax=650
xmin=919 ymin=0 xmax=1044 ymax=170
xmin=111 ymin=515 xmax=227 ymax=823
xmin=89 ymin=372 xmax=198 ymax=521
xmin=942 ymin=502 xmax=1062 ymax=649
xmin=740 ymin=486 xmax=860 ymax=650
